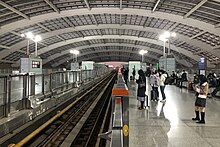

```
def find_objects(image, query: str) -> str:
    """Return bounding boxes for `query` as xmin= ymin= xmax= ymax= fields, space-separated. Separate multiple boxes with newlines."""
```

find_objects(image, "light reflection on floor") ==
xmin=129 ymin=79 xmax=220 ymax=147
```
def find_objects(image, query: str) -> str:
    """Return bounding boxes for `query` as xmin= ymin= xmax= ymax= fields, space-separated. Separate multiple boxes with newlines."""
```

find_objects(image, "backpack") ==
xmin=181 ymin=73 xmax=187 ymax=81
xmin=164 ymin=77 xmax=170 ymax=85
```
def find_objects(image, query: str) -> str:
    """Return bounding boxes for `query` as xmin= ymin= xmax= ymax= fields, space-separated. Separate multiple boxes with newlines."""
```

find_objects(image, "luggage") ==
xmin=151 ymin=89 xmax=156 ymax=101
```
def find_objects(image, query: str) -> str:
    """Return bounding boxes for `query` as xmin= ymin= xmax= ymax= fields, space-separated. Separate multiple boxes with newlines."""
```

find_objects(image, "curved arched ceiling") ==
xmin=0 ymin=0 xmax=220 ymax=67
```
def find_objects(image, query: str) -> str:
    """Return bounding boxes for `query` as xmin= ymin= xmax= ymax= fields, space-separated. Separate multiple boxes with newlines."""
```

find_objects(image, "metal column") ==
xmin=7 ymin=76 xmax=12 ymax=116
xmin=30 ymin=75 xmax=35 ymax=96
xmin=42 ymin=74 xmax=45 ymax=95
xmin=3 ymin=77 xmax=8 ymax=117
xmin=22 ymin=75 xmax=28 ymax=109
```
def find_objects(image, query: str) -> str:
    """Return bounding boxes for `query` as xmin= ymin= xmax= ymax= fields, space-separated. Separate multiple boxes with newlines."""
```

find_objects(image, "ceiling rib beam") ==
xmin=183 ymin=0 xmax=208 ymax=18
xmin=213 ymin=45 xmax=220 ymax=50
xmin=0 ymin=60 xmax=16 ymax=64
xmin=168 ymin=22 xmax=179 ymax=31
xmin=44 ymin=0 xmax=60 ymax=14
xmin=17 ymin=50 xmax=27 ymax=54
xmin=120 ymin=0 xmax=123 ymax=10
xmin=39 ymin=42 xmax=47 ymax=47
xmin=193 ymin=50 xmax=203 ymax=55
xmin=37 ymin=23 xmax=51 ymax=32
xmin=10 ymin=31 xmax=20 ymax=36
xmin=0 ymin=0 xmax=30 ymax=19
xmin=176 ymin=42 xmax=185 ymax=47
xmin=56 ymin=35 xmax=65 ymax=41
xmin=120 ymin=14 xmax=122 ymax=26
xmin=84 ymin=0 xmax=91 ymax=10
xmin=42 ymin=43 xmax=162 ymax=65
xmin=190 ymin=31 xmax=206 ymax=40
xmin=92 ymin=15 xmax=98 ymax=26
xmin=215 ymin=23 xmax=220 ymax=28
xmin=0 ymin=45 xmax=10 ymax=49
xmin=63 ymin=17 xmax=75 ymax=28
xmin=152 ymin=0 xmax=161 ymax=12
xmin=1 ymin=8 xmax=220 ymax=37
xmin=2 ymin=24 xmax=217 ymax=61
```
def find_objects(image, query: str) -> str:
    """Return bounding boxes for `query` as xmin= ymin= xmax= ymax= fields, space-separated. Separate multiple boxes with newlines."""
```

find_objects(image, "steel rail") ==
xmin=85 ymin=88 xmax=111 ymax=147
xmin=9 ymin=72 xmax=114 ymax=147
xmin=95 ymin=96 xmax=112 ymax=147
xmin=84 ymin=87 xmax=112 ymax=147
xmin=39 ymin=77 xmax=109 ymax=146
xmin=71 ymin=75 xmax=115 ymax=146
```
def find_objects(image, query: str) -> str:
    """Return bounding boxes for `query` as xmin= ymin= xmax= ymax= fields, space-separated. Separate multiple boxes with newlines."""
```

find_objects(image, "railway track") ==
xmin=10 ymin=71 xmax=116 ymax=147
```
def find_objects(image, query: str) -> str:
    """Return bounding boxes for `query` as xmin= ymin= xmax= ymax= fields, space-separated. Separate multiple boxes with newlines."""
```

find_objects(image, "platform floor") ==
xmin=129 ymin=79 xmax=220 ymax=147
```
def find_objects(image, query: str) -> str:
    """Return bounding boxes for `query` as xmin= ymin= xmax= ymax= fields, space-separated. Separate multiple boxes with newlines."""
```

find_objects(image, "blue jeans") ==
xmin=160 ymin=86 xmax=166 ymax=100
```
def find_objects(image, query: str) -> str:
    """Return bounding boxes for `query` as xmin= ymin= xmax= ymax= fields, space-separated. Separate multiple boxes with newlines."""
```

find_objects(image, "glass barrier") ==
xmin=35 ymin=75 xmax=43 ymax=95
xmin=43 ymin=74 xmax=50 ymax=94
xmin=0 ymin=68 xmax=112 ymax=118
xmin=10 ymin=75 xmax=25 ymax=113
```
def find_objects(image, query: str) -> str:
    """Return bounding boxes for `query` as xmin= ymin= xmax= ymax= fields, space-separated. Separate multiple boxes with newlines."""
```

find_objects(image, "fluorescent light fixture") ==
xmin=171 ymin=32 xmax=176 ymax=37
xmin=20 ymin=34 xmax=25 ymax=37
xmin=34 ymin=35 xmax=42 ymax=42
xmin=164 ymin=31 xmax=171 ymax=38
xmin=159 ymin=31 xmax=176 ymax=42
xmin=159 ymin=35 xmax=168 ymax=42
xmin=139 ymin=50 xmax=148 ymax=55
xmin=70 ymin=50 xmax=80 ymax=55
xmin=25 ymin=32 xmax=34 ymax=39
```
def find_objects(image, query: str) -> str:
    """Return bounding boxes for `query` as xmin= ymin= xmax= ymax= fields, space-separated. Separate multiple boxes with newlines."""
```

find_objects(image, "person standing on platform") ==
xmin=180 ymin=70 xmax=188 ymax=88
xmin=192 ymin=75 xmax=209 ymax=124
xmin=136 ymin=69 xmax=146 ymax=110
xmin=159 ymin=70 xmax=167 ymax=103
xmin=150 ymin=71 xmax=159 ymax=101
xmin=124 ymin=68 xmax=129 ymax=86
xmin=132 ymin=67 xmax=136 ymax=80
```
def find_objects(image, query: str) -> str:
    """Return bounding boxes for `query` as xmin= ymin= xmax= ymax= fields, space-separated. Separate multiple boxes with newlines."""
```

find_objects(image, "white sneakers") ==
xmin=160 ymin=99 xmax=166 ymax=103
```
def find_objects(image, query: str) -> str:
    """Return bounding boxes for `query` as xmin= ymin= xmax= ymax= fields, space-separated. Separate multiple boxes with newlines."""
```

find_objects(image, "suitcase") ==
xmin=151 ymin=89 xmax=156 ymax=101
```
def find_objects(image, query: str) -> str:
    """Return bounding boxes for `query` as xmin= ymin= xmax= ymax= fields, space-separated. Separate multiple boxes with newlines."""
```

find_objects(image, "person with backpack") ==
xmin=136 ymin=69 xmax=146 ymax=110
xmin=159 ymin=70 xmax=167 ymax=103
xmin=150 ymin=71 xmax=159 ymax=101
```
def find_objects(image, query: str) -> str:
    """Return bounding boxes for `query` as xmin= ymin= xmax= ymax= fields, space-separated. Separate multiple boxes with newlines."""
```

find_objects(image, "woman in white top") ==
xmin=192 ymin=75 xmax=209 ymax=124
xmin=159 ymin=70 xmax=167 ymax=103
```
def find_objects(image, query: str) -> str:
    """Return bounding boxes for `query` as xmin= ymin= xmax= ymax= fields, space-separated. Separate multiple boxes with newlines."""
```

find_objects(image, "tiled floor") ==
xmin=129 ymin=79 xmax=220 ymax=147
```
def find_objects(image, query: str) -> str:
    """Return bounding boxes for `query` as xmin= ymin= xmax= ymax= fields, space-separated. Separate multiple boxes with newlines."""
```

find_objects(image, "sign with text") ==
xmin=198 ymin=57 xmax=206 ymax=70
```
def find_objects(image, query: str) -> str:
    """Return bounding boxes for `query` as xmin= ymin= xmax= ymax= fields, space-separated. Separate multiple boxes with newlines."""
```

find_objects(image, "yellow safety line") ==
xmin=9 ymin=73 xmax=112 ymax=147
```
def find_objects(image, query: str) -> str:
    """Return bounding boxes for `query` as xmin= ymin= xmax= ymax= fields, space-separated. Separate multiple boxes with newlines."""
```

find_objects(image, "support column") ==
xmin=30 ymin=75 xmax=35 ymax=96
xmin=22 ymin=75 xmax=28 ymax=109
xmin=3 ymin=77 xmax=8 ymax=117
xmin=7 ymin=76 xmax=12 ymax=116
xmin=42 ymin=74 xmax=45 ymax=95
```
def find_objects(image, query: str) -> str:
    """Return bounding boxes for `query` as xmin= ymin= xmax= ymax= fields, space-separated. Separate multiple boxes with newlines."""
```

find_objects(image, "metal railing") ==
xmin=0 ymin=68 xmax=110 ymax=118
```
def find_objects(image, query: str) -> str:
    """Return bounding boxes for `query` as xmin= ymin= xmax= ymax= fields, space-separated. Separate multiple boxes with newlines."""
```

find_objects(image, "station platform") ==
xmin=129 ymin=79 xmax=220 ymax=147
